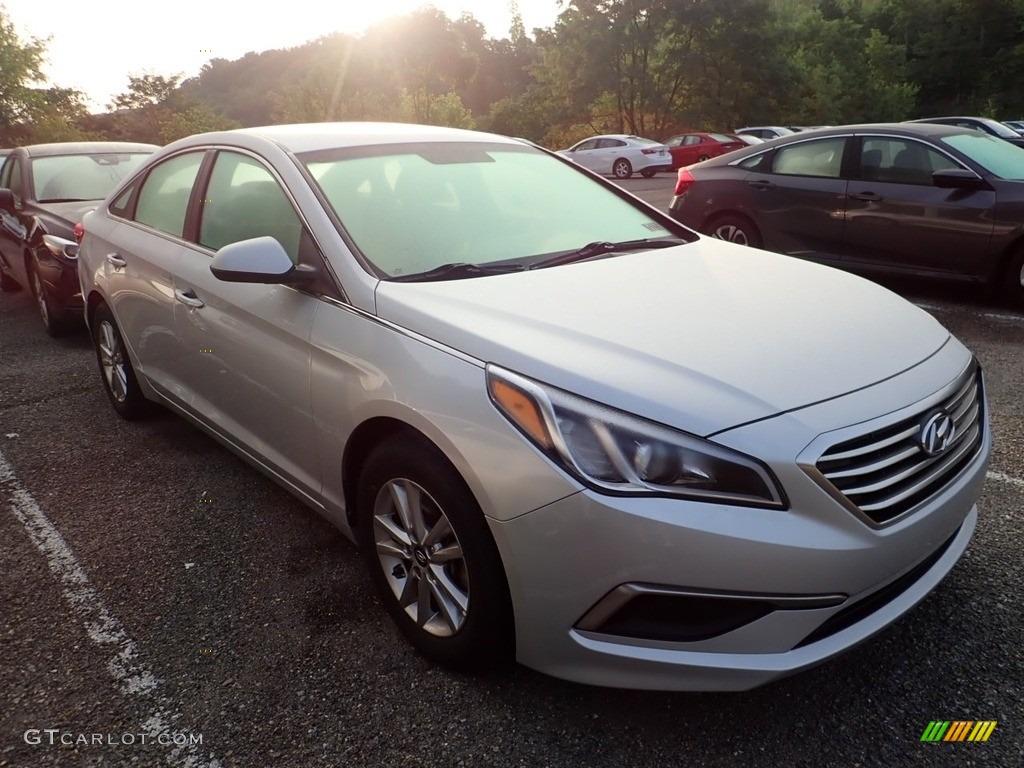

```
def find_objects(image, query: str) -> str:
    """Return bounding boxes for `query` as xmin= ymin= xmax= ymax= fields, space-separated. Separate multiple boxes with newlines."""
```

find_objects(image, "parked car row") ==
xmin=0 ymin=142 xmax=158 ymax=334
xmin=670 ymin=121 xmax=1024 ymax=306
xmin=0 ymin=120 xmax=1000 ymax=693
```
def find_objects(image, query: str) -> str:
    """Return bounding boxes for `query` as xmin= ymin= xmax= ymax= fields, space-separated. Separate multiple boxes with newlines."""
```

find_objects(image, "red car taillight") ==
xmin=74 ymin=222 xmax=85 ymax=244
xmin=674 ymin=168 xmax=696 ymax=197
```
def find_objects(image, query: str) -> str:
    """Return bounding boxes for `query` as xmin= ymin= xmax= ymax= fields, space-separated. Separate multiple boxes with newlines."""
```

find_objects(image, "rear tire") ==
xmin=1002 ymin=246 xmax=1024 ymax=308
xmin=29 ymin=259 xmax=71 ymax=337
xmin=640 ymin=169 xmax=657 ymax=178
xmin=0 ymin=267 xmax=19 ymax=292
xmin=707 ymin=214 xmax=763 ymax=249
xmin=92 ymin=303 xmax=152 ymax=420
xmin=357 ymin=434 xmax=514 ymax=672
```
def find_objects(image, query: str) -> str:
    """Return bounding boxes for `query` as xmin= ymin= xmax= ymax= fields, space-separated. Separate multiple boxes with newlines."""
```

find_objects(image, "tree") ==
xmin=0 ymin=9 xmax=46 ymax=137
xmin=106 ymin=72 xmax=238 ymax=143
xmin=0 ymin=9 xmax=93 ymax=144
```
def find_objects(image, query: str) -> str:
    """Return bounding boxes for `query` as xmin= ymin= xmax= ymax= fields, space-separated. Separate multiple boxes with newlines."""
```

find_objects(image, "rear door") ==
xmin=100 ymin=150 xmax=208 ymax=395
xmin=745 ymin=136 xmax=850 ymax=262
xmin=841 ymin=135 xmax=996 ymax=276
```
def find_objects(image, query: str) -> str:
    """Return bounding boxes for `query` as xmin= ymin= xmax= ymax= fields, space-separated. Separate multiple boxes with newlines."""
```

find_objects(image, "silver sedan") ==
xmin=78 ymin=123 xmax=989 ymax=690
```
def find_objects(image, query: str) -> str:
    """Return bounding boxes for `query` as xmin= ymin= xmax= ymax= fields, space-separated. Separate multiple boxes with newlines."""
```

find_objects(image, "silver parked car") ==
xmin=78 ymin=123 xmax=989 ymax=691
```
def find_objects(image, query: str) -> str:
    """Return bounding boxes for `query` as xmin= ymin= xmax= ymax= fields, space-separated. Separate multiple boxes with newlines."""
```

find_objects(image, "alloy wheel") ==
xmin=31 ymin=268 xmax=50 ymax=328
xmin=714 ymin=223 xmax=750 ymax=245
xmin=98 ymin=319 xmax=129 ymax=403
xmin=372 ymin=478 xmax=469 ymax=637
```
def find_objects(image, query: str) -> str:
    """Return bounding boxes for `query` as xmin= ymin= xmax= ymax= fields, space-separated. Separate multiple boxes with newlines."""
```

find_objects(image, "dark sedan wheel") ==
xmin=29 ymin=260 xmax=70 ymax=337
xmin=0 ymin=267 xmax=18 ymax=292
xmin=1004 ymin=247 xmax=1024 ymax=307
xmin=708 ymin=215 xmax=763 ymax=249
xmin=357 ymin=435 xmax=514 ymax=672
xmin=92 ymin=303 xmax=151 ymax=420
xmin=612 ymin=158 xmax=633 ymax=179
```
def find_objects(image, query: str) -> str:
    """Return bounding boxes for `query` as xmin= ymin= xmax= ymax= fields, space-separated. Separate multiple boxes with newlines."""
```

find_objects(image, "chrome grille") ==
xmin=816 ymin=366 xmax=984 ymax=525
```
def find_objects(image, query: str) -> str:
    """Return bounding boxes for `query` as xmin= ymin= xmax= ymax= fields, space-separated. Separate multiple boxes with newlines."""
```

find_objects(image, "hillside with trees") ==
xmin=3 ymin=0 xmax=1024 ymax=148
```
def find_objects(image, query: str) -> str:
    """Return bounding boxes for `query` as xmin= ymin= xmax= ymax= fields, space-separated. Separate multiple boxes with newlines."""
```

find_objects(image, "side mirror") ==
xmin=0 ymin=188 xmax=14 ymax=213
xmin=932 ymin=168 xmax=991 ymax=191
xmin=210 ymin=236 xmax=317 ymax=285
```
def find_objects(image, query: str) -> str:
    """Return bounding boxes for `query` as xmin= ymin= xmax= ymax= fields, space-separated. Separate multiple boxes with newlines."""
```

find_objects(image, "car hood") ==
xmin=34 ymin=200 xmax=99 ymax=233
xmin=374 ymin=240 xmax=949 ymax=436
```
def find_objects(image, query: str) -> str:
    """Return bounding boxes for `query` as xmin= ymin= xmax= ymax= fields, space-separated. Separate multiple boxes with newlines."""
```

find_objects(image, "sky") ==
xmin=3 ymin=0 xmax=564 ymax=112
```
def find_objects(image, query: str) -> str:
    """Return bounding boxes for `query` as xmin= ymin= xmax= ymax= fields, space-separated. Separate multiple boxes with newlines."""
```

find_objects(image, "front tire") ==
xmin=29 ymin=259 xmax=70 ymax=337
xmin=707 ymin=214 xmax=763 ymax=249
xmin=92 ymin=303 xmax=151 ymax=420
xmin=1002 ymin=246 xmax=1024 ymax=308
xmin=357 ymin=435 xmax=514 ymax=672
xmin=612 ymin=158 xmax=633 ymax=179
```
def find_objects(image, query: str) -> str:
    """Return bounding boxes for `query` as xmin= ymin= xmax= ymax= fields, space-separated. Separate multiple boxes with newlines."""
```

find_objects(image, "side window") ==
xmin=0 ymin=157 xmax=11 ymax=188
xmin=599 ymin=139 xmax=626 ymax=149
xmin=6 ymin=159 xmax=24 ymax=200
xmin=198 ymin=152 xmax=302 ymax=262
xmin=860 ymin=138 xmax=959 ymax=185
xmin=134 ymin=153 xmax=204 ymax=237
xmin=771 ymin=138 xmax=845 ymax=178
xmin=575 ymin=140 xmax=598 ymax=152
xmin=682 ymin=136 xmax=700 ymax=146
xmin=109 ymin=181 xmax=138 ymax=218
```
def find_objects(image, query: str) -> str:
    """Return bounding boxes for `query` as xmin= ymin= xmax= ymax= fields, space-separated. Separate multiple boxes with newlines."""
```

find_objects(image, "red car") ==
xmin=663 ymin=132 xmax=747 ymax=169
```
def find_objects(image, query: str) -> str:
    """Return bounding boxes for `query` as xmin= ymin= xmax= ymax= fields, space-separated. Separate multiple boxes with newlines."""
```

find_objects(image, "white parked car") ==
xmin=734 ymin=125 xmax=796 ymax=140
xmin=78 ymin=122 xmax=989 ymax=691
xmin=557 ymin=134 xmax=672 ymax=178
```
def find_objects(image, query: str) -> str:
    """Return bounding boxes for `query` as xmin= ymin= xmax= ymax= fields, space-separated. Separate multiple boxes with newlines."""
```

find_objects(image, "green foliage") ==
xmin=0 ymin=9 xmax=95 ymax=144
xmin=8 ymin=1 xmax=1024 ymax=151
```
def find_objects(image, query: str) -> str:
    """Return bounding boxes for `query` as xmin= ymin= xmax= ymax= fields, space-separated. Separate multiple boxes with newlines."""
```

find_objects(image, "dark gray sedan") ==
xmin=668 ymin=123 xmax=1024 ymax=307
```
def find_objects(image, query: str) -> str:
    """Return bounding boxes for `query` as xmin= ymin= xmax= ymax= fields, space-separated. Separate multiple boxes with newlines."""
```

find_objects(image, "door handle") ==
xmin=850 ymin=192 xmax=883 ymax=202
xmin=174 ymin=288 xmax=205 ymax=309
xmin=747 ymin=180 xmax=774 ymax=190
xmin=106 ymin=253 xmax=127 ymax=268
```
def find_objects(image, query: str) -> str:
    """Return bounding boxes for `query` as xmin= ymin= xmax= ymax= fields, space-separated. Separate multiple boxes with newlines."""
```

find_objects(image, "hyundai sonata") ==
xmin=78 ymin=123 xmax=989 ymax=690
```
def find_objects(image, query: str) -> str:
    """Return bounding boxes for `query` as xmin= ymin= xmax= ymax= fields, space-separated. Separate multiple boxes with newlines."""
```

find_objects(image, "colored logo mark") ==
xmin=920 ymin=721 xmax=997 ymax=742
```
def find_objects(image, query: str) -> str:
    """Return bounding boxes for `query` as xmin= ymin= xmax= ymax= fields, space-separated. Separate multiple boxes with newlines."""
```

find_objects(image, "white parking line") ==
xmin=0 ymin=451 xmax=221 ymax=767
xmin=915 ymin=302 xmax=1024 ymax=324
xmin=988 ymin=470 xmax=1024 ymax=488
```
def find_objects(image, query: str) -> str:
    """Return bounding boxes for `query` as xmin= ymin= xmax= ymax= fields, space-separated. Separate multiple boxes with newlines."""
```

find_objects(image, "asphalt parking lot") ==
xmin=1 ymin=178 xmax=1021 ymax=767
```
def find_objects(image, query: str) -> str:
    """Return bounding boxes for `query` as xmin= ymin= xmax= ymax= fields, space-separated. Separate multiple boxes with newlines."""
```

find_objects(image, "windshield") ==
xmin=303 ymin=142 xmax=685 ymax=280
xmin=942 ymin=133 xmax=1024 ymax=180
xmin=31 ymin=153 xmax=152 ymax=202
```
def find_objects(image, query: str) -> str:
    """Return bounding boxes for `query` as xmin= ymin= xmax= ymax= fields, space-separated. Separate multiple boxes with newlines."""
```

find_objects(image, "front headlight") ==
xmin=487 ymin=365 xmax=786 ymax=508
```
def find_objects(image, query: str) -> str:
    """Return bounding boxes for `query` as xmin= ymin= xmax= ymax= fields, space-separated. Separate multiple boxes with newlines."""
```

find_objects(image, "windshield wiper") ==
xmin=389 ymin=261 xmax=526 ymax=282
xmin=528 ymin=237 xmax=687 ymax=270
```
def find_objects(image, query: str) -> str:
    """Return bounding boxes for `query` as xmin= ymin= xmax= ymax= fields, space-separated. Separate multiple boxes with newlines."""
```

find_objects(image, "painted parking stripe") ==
xmin=0 ymin=450 xmax=221 ymax=767
xmin=914 ymin=302 xmax=1024 ymax=324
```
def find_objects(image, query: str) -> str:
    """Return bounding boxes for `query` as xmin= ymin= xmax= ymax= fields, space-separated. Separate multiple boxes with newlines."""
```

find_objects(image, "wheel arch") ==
xmin=341 ymin=415 xmax=485 ymax=536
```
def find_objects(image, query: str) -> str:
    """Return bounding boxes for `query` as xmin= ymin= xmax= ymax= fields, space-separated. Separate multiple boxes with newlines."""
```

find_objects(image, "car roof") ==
xmin=18 ymin=142 xmax=159 ymax=157
xmin=773 ymin=122 xmax=979 ymax=139
xmin=695 ymin=122 xmax=984 ymax=166
xmin=166 ymin=122 xmax=524 ymax=155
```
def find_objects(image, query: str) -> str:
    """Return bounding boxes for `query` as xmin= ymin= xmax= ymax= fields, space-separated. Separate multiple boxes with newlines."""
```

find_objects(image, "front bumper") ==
xmin=491 ymin=481 xmax=981 ymax=691
xmin=488 ymin=350 xmax=990 ymax=691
